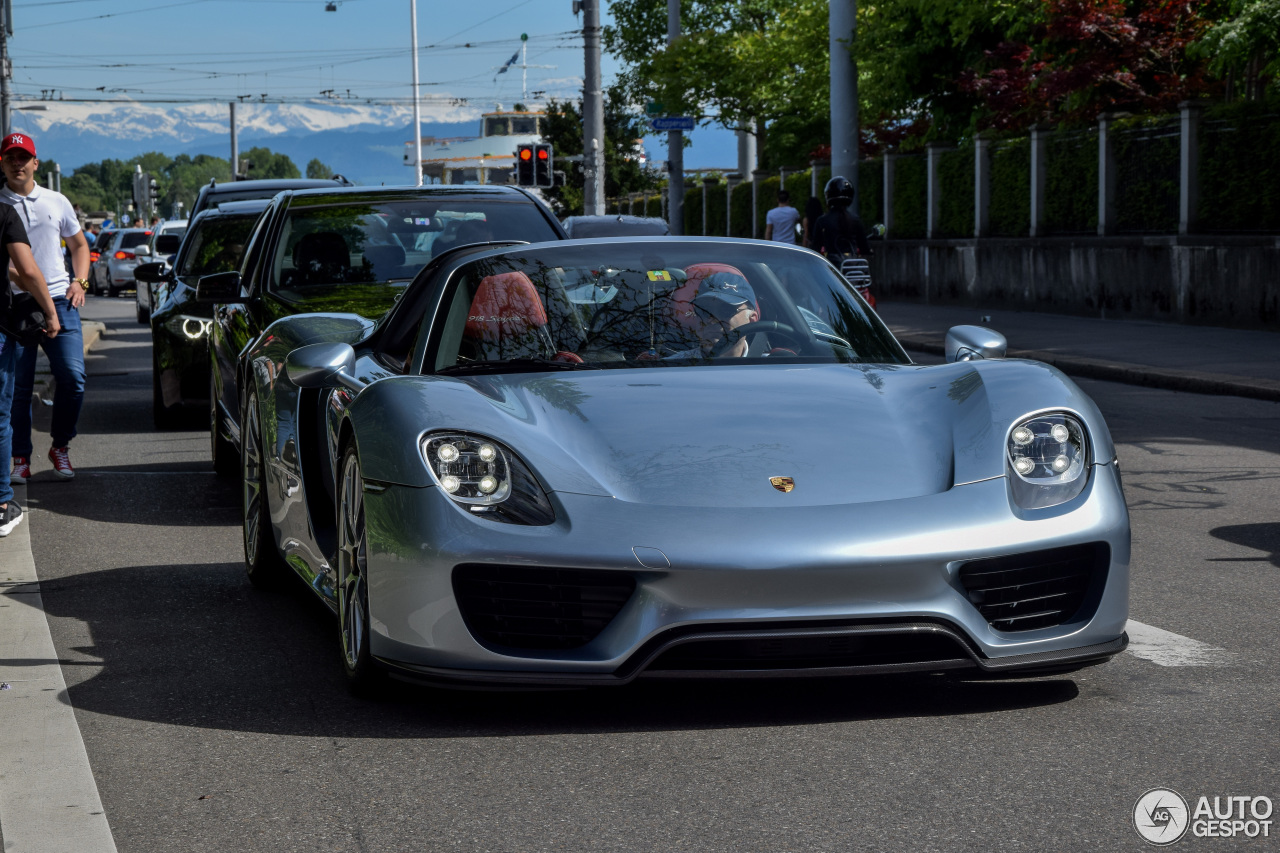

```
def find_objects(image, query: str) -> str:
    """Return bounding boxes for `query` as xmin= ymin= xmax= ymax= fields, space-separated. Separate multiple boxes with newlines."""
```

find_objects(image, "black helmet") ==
xmin=824 ymin=175 xmax=854 ymax=208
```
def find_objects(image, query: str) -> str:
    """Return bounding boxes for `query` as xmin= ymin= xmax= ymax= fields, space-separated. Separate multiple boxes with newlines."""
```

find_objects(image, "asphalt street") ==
xmin=3 ymin=295 xmax=1278 ymax=852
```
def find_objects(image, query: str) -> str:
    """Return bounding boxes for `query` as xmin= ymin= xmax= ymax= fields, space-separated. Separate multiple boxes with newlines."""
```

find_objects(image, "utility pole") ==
xmin=229 ymin=102 xmax=238 ymax=180
xmin=410 ymin=0 xmax=423 ymax=186
xmin=1 ymin=0 xmax=12 ymax=139
xmin=581 ymin=0 xmax=604 ymax=215
xmin=829 ymin=0 xmax=859 ymax=201
xmin=666 ymin=0 xmax=683 ymax=234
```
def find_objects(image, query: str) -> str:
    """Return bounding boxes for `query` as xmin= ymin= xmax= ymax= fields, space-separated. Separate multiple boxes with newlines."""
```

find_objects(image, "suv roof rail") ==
xmin=330 ymin=173 xmax=352 ymax=186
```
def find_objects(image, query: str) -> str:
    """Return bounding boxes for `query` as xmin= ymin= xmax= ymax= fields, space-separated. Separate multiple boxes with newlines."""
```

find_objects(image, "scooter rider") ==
xmin=811 ymin=176 xmax=872 ymax=263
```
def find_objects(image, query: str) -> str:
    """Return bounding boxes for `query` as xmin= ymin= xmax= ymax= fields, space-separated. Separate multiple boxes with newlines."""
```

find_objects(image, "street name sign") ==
xmin=650 ymin=116 xmax=695 ymax=131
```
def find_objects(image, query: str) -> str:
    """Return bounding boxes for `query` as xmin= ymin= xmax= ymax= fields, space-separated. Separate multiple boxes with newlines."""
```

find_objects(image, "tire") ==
xmin=336 ymin=442 xmax=385 ymax=696
xmin=136 ymin=293 xmax=149 ymax=324
xmin=152 ymin=349 xmax=179 ymax=430
xmin=210 ymin=372 xmax=238 ymax=478
xmin=242 ymin=391 xmax=288 ymax=588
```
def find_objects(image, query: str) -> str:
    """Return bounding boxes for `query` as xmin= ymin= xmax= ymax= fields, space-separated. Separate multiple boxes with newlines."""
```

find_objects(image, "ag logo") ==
xmin=1134 ymin=788 xmax=1190 ymax=845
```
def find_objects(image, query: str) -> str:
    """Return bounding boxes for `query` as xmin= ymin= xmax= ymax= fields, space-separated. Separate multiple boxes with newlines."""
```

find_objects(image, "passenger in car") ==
xmin=665 ymin=272 xmax=762 ymax=359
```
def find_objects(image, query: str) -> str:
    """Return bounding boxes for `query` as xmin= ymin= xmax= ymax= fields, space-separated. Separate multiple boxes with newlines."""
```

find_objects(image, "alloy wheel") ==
xmin=337 ymin=450 xmax=368 ymax=673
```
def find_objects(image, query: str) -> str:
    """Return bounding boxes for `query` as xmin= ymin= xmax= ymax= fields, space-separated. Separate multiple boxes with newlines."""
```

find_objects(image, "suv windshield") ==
xmin=177 ymin=214 xmax=261 ymax=278
xmin=269 ymin=199 xmax=557 ymax=301
xmin=429 ymin=243 xmax=906 ymax=373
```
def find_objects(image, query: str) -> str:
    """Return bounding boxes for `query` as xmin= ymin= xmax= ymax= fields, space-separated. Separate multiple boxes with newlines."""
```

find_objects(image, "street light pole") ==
xmin=581 ymin=0 xmax=604 ymax=214
xmin=829 ymin=0 xmax=859 ymax=201
xmin=666 ymin=0 xmax=683 ymax=235
xmin=1 ymin=0 xmax=12 ymax=139
xmin=410 ymin=0 xmax=423 ymax=186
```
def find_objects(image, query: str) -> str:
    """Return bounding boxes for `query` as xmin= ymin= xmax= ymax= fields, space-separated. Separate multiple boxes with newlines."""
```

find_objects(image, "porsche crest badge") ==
xmin=770 ymin=476 xmax=795 ymax=493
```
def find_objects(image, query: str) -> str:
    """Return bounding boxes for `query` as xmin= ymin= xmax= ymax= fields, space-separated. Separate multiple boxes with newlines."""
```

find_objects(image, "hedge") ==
xmin=730 ymin=180 xmax=753 ymax=237
xmin=704 ymin=179 xmax=729 ymax=236
xmin=936 ymin=145 xmax=974 ymax=238
xmin=857 ymin=159 xmax=883 ymax=225
xmin=1043 ymin=128 xmax=1098 ymax=234
xmin=990 ymin=137 xmax=1030 ymax=237
xmin=1199 ymin=102 xmax=1280 ymax=232
xmin=1114 ymin=117 xmax=1179 ymax=233
xmin=683 ymin=184 xmax=703 ymax=235
xmin=893 ymin=154 xmax=927 ymax=238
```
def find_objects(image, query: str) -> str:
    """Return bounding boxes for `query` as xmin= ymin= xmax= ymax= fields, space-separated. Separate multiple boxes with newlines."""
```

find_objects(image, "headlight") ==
xmin=164 ymin=315 xmax=213 ymax=340
xmin=1006 ymin=412 xmax=1091 ymax=509
xmin=420 ymin=432 xmax=554 ymax=525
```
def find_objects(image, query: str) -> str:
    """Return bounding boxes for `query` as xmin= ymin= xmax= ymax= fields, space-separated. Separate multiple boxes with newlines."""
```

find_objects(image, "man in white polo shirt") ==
xmin=0 ymin=132 xmax=90 ymax=481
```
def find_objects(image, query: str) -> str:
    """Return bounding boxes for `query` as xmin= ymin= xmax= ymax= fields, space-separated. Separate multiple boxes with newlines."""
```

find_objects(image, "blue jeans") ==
xmin=0 ymin=331 xmax=16 ymax=505
xmin=10 ymin=296 xmax=85 ymax=457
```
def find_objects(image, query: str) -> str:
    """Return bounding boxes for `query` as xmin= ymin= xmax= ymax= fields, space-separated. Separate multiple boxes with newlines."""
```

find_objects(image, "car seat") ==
xmin=462 ymin=272 xmax=554 ymax=361
xmin=292 ymin=232 xmax=350 ymax=285
xmin=361 ymin=243 xmax=407 ymax=281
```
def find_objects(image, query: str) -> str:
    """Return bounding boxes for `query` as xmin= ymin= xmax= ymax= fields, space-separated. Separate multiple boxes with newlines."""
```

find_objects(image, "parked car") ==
xmin=189 ymin=176 xmax=350 ymax=220
xmin=232 ymin=236 xmax=1131 ymax=694
xmin=561 ymin=214 xmax=670 ymax=238
xmin=200 ymin=184 xmax=567 ymax=479
xmin=88 ymin=228 xmax=151 ymax=297
xmin=134 ymin=219 xmax=189 ymax=322
xmin=136 ymin=200 xmax=272 ymax=429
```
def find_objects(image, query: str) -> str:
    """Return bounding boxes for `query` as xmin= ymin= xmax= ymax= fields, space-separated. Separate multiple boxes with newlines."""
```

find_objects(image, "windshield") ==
xmin=120 ymin=231 xmax=151 ymax=250
xmin=428 ymin=242 xmax=907 ymax=373
xmin=269 ymin=199 xmax=557 ymax=302
xmin=177 ymin=214 xmax=260 ymax=277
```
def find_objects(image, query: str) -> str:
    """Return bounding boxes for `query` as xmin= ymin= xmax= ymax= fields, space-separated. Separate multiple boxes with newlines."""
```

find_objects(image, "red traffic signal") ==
xmin=519 ymin=148 xmax=533 ymax=161
xmin=537 ymin=148 xmax=549 ymax=161
xmin=515 ymin=144 xmax=536 ymax=184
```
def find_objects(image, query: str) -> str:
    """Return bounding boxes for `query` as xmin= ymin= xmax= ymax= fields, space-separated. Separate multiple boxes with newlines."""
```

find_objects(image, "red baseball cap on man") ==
xmin=1 ymin=133 xmax=36 ymax=157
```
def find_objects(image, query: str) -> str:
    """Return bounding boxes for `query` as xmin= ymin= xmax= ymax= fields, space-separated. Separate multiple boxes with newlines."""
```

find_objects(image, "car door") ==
xmin=210 ymin=197 xmax=285 ymax=444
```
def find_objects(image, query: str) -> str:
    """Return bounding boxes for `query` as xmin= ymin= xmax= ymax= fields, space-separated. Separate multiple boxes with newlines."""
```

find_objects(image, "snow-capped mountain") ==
xmin=10 ymin=99 xmax=488 ymax=185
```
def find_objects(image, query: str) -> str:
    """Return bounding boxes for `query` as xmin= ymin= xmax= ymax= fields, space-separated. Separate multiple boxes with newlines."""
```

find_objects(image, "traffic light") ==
xmin=148 ymin=178 xmax=159 ymax=208
xmin=534 ymin=143 xmax=553 ymax=187
xmin=515 ymin=144 xmax=535 ymax=186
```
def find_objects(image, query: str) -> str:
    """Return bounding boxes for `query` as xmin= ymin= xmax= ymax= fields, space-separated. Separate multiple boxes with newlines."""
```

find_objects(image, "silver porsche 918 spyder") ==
xmin=237 ymin=237 xmax=1130 ymax=693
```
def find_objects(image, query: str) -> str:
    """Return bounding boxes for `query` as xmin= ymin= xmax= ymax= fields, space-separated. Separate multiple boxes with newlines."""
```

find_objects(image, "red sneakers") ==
xmin=48 ymin=446 xmax=75 ymax=480
xmin=11 ymin=456 xmax=30 ymax=484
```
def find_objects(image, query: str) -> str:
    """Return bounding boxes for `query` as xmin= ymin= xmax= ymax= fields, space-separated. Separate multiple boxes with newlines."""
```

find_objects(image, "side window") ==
xmin=238 ymin=205 xmax=275 ymax=294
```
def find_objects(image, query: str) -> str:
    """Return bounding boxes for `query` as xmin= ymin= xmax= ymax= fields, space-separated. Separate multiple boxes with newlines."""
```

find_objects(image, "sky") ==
xmin=7 ymin=0 xmax=736 ymax=169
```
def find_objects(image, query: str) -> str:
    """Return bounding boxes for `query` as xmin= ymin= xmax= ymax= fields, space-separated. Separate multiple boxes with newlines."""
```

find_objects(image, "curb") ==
xmin=894 ymin=334 xmax=1280 ymax=403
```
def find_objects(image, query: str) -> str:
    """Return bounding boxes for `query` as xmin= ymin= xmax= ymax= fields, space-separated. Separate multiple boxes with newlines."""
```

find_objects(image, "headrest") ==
xmin=672 ymin=263 xmax=752 ymax=328
xmin=464 ymin=272 xmax=547 ymax=344
xmin=293 ymin=232 xmax=350 ymax=270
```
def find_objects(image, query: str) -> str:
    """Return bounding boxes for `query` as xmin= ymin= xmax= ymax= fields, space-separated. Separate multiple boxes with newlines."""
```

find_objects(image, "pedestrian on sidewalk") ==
xmin=0 ymin=132 xmax=90 ymax=483
xmin=763 ymin=189 xmax=802 ymax=245
xmin=0 ymin=189 xmax=60 ymax=536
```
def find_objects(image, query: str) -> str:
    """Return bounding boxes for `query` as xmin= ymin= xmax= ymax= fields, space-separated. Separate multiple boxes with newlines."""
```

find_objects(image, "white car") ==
xmin=134 ymin=219 xmax=188 ymax=322
xmin=89 ymin=228 xmax=151 ymax=298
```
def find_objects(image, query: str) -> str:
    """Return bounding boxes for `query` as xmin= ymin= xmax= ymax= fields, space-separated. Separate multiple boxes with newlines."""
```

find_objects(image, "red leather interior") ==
xmin=464 ymin=272 xmax=549 ymax=348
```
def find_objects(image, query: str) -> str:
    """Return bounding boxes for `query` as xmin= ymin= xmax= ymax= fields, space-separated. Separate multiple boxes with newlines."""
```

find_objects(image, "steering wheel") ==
xmin=710 ymin=320 xmax=802 ymax=358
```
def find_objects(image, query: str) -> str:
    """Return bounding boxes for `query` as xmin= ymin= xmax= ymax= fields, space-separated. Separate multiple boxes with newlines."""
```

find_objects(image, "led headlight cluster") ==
xmin=164 ymin=315 xmax=213 ymax=340
xmin=1006 ymin=412 xmax=1091 ymax=509
xmin=419 ymin=432 xmax=555 ymax=525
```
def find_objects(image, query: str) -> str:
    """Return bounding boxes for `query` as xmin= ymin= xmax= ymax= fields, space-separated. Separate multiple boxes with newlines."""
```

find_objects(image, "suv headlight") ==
xmin=1006 ymin=412 xmax=1091 ymax=509
xmin=164 ymin=315 xmax=213 ymax=340
xmin=420 ymin=432 xmax=555 ymax=525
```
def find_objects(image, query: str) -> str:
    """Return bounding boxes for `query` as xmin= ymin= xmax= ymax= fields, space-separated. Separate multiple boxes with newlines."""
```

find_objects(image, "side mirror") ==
xmin=135 ymin=245 xmax=152 ymax=256
xmin=945 ymin=325 xmax=1007 ymax=362
xmin=285 ymin=343 xmax=366 ymax=392
xmin=156 ymin=234 xmax=182 ymax=254
xmin=133 ymin=262 xmax=171 ymax=284
xmin=194 ymin=271 xmax=246 ymax=304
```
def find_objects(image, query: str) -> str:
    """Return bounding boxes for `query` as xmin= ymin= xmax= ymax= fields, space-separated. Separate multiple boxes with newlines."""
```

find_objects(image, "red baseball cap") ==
xmin=1 ymin=133 xmax=36 ymax=157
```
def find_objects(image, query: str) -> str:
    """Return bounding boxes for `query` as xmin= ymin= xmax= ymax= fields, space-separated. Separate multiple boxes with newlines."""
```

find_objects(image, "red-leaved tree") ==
xmin=962 ymin=0 xmax=1215 ymax=129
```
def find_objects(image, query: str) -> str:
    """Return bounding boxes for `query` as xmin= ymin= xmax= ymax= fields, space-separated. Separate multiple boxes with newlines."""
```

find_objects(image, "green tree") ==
xmin=539 ymin=89 xmax=658 ymax=217
xmin=1195 ymin=0 xmax=1280 ymax=98
xmin=306 ymin=158 xmax=335 ymax=179
xmin=241 ymin=146 xmax=301 ymax=180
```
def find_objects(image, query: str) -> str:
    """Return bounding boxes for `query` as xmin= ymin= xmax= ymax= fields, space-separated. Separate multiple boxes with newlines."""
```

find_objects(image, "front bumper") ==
xmin=364 ymin=468 xmax=1130 ymax=682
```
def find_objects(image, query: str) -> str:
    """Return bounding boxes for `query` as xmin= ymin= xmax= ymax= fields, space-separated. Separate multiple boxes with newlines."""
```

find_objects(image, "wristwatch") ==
xmin=72 ymin=278 xmax=89 ymax=288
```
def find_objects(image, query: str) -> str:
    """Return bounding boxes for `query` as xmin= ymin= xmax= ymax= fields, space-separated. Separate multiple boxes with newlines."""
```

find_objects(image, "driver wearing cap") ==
xmin=668 ymin=271 xmax=762 ymax=359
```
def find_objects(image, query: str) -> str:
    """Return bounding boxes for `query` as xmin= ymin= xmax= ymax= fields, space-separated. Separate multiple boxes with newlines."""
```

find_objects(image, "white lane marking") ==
xmin=0 ymin=491 xmax=118 ymax=853
xmin=1125 ymin=620 xmax=1236 ymax=667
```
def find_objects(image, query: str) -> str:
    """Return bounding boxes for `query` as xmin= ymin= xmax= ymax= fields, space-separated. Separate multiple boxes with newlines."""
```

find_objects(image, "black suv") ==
xmin=198 ymin=183 xmax=566 ymax=476
xmin=189 ymin=176 xmax=351 ymax=219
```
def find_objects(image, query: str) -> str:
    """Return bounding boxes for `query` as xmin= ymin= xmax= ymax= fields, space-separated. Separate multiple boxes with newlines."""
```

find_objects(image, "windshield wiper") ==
xmin=437 ymin=357 xmax=603 ymax=376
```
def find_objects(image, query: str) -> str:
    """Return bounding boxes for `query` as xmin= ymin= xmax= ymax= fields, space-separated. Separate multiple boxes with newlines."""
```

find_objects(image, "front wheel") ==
xmin=152 ymin=348 xmax=179 ymax=430
xmin=336 ymin=443 xmax=384 ymax=696
xmin=242 ymin=391 xmax=287 ymax=588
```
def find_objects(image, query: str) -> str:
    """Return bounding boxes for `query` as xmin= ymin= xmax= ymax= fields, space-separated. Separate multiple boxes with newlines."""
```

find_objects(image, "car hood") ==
xmin=273 ymin=284 xmax=406 ymax=319
xmin=351 ymin=360 xmax=1113 ymax=509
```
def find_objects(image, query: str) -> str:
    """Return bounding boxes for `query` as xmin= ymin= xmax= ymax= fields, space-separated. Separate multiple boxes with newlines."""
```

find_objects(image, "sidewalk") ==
xmin=877 ymin=301 xmax=1280 ymax=402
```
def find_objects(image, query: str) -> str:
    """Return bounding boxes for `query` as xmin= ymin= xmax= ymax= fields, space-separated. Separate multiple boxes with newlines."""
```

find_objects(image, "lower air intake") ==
xmin=958 ymin=542 xmax=1109 ymax=633
xmin=452 ymin=564 xmax=636 ymax=651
